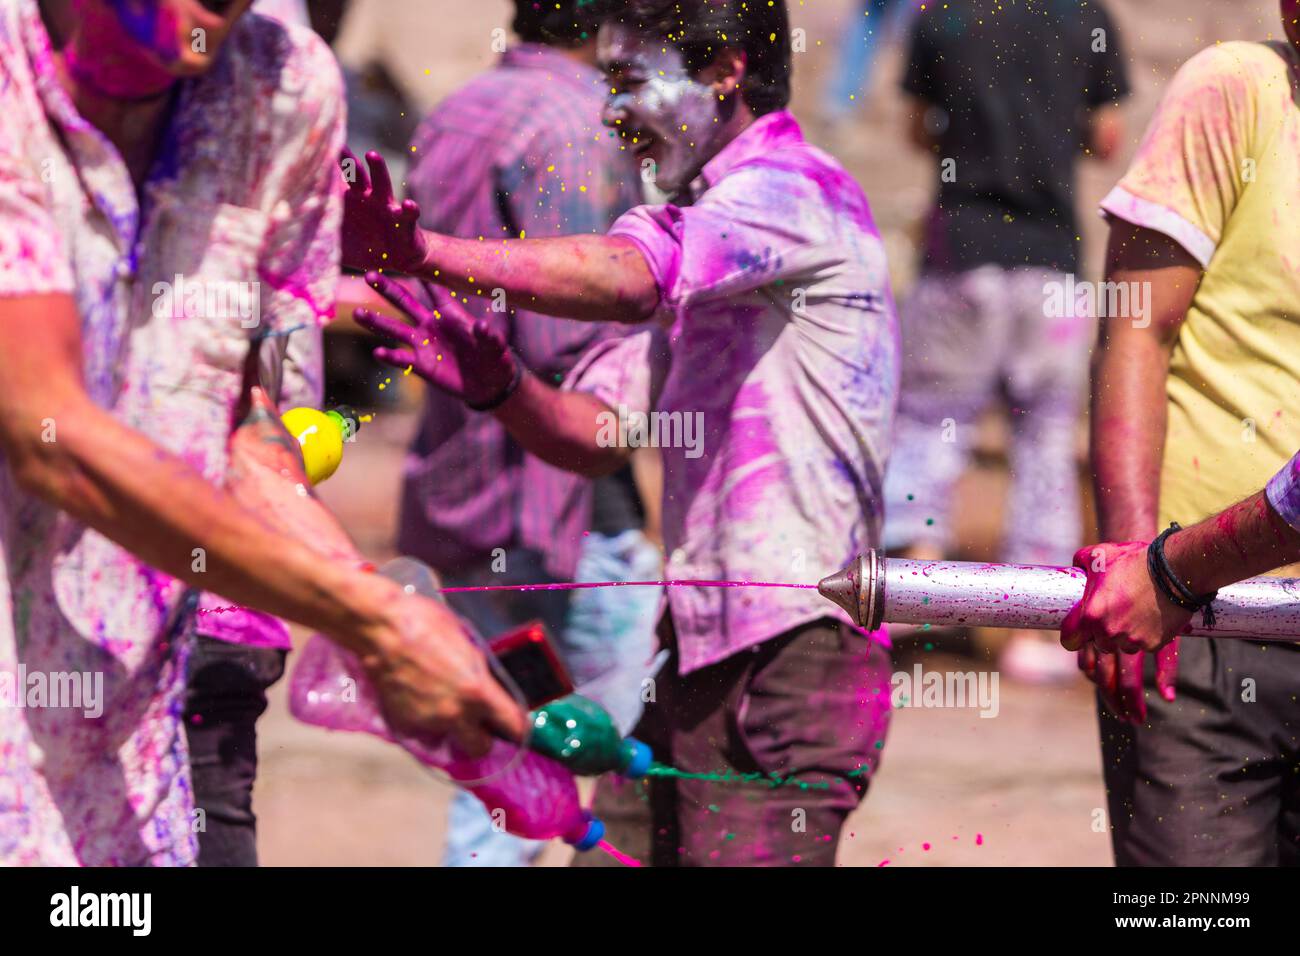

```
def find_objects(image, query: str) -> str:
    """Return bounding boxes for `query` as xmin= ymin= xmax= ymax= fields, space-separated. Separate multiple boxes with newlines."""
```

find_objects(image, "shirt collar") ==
xmin=699 ymin=110 xmax=804 ymax=189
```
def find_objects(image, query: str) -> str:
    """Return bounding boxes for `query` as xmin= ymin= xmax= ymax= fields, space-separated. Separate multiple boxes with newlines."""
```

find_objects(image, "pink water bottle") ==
xmin=288 ymin=557 xmax=604 ymax=850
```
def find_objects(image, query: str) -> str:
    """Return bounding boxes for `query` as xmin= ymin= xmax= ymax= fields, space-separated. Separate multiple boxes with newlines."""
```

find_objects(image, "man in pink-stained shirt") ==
xmin=0 ymin=0 xmax=520 ymax=866
xmin=346 ymin=0 xmax=898 ymax=866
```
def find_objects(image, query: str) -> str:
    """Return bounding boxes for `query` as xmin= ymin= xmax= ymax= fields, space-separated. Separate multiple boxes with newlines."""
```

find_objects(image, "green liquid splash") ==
xmin=644 ymin=761 xmax=870 ymax=791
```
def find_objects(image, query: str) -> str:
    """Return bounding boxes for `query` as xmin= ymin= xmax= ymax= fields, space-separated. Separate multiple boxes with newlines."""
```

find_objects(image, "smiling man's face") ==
xmin=598 ymin=21 xmax=731 ymax=197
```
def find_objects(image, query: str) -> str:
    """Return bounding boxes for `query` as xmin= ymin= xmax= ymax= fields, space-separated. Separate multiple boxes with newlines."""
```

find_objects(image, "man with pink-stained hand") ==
xmin=1060 ymin=0 xmax=1300 ymax=866
xmin=0 ymin=0 xmax=522 ymax=866
xmin=1062 ymin=450 xmax=1300 ymax=865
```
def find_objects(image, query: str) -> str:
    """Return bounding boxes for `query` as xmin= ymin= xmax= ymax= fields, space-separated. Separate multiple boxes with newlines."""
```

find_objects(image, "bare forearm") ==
xmin=1166 ymin=492 xmax=1300 ymax=594
xmin=493 ymin=371 xmax=629 ymax=478
xmin=415 ymin=233 xmax=659 ymax=324
xmin=1091 ymin=332 xmax=1169 ymax=541
xmin=1091 ymin=224 xmax=1199 ymax=542
xmin=16 ymin=397 xmax=390 ymax=655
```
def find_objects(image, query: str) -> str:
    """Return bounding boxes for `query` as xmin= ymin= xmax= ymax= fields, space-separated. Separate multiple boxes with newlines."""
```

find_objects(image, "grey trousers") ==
xmin=1099 ymin=637 xmax=1300 ymax=866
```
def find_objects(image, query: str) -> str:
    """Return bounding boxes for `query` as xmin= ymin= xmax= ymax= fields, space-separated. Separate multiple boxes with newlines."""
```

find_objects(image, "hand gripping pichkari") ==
xmin=818 ymin=549 xmax=1300 ymax=640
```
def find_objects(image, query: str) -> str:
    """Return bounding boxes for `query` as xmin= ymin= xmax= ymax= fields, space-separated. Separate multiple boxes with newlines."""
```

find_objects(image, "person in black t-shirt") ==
xmin=883 ymin=0 xmax=1129 ymax=683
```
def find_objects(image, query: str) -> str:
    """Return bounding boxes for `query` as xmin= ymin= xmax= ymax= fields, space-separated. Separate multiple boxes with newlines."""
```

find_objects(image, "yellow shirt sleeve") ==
xmin=1100 ymin=42 xmax=1267 ymax=267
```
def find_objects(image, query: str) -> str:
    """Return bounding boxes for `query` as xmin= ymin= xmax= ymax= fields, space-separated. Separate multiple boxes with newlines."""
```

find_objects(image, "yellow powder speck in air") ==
xmin=403 ymin=366 xmax=413 ymax=376
xmin=436 ymin=354 xmax=444 ymax=362
xmin=547 ymin=164 xmax=555 ymax=172
xmin=359 ymin=414 xmax=373 ymax=423
xmin=579 ymin=185 xmax=588 ymax=192
xmin=520 ymin=230 xmax=526 ymax=239
xmin=424 ymin=68 xmax=430 ymax=75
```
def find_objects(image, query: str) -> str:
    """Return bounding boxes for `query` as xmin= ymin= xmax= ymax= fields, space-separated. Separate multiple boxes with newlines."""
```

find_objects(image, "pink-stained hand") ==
xmin=339 ymin=148 xmax=429 ymax=274
xmin=1061 ymin=542 xmax=1188 ymax=723
xmin=353 ymin=272 xmax=519 ymax=408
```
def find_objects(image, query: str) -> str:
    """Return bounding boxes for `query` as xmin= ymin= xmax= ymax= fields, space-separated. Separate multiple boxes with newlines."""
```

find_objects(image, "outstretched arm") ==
xmin=1062 ymin=483 xmax=1300 ymax=658
xmin=341 ymin=149 xmax=659 ymax=323
xmin=354 ymin=274 xmax=632 ymax=477
xmin=0 ymin=291 xmax=524 ymax=752
xmin=1166 ymin=482 xmax=1300 ymax=595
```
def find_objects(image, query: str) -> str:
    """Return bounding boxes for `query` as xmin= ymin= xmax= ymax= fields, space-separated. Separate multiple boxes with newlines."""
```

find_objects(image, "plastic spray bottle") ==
xmin=529 ymin=695 xmax=653 ymax=778
xmin=280 ymin=405 xmax=362 ymax=485
xmin=288 ymin=557 xmax=605 ymax=850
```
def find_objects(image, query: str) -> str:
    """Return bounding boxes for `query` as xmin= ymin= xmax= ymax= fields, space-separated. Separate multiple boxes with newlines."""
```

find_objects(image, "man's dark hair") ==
xmin=512 ymin=0 xmax=598 ymax=47
xmin=591 ymin=0 xmax=792 ymax=115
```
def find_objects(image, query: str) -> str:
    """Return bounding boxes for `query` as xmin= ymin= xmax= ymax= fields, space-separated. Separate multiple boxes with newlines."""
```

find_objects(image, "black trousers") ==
xmin=184 ymin=636 xmax=286 ymax=867
xmin=1099 ymin=637 xmax=1300 ymax=866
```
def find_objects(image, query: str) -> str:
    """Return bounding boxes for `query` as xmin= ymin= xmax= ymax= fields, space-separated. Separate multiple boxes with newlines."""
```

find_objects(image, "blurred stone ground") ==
xmin=254 ymin=0 xmax=1287 ymax=865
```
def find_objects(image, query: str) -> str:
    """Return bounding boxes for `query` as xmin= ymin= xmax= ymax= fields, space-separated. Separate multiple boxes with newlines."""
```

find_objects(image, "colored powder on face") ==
xmin=68 ymin=0 xmax=178 ymax=98
xmin=595 ymin=838 xmax=641 ymax=867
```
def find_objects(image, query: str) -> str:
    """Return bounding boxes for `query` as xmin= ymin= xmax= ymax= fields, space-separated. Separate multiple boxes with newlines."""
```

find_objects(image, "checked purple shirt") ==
xmin=399 ymin=43 xmax=640 ymax=576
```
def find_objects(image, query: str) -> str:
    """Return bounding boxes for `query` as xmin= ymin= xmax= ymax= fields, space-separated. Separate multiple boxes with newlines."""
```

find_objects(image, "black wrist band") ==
xmin=465 ymin=357 xmax=523 ymax=412
xmin=1146 ymin=522 xmax=1218 ymax=628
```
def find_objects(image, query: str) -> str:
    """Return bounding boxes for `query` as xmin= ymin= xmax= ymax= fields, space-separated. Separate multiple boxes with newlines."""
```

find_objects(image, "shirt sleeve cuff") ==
xmin=1099 ymin=185 xmax=1217 ymax=269
xmin=609 ymin=204 xmax=683 ymax=305
xmin=1265 ymin=451 xmax=1300 ymax=533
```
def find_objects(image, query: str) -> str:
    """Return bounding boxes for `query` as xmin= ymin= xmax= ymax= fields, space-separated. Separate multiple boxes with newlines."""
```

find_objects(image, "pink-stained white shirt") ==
xmin=0 ymin=2 xmax=343 ymax=864
xmin=573 ymin=111 xmax=899 ymax=673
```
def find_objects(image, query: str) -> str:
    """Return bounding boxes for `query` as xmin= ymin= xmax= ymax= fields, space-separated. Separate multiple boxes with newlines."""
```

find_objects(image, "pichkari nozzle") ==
xmin=817 ymin=549 xmax=884 ymax=630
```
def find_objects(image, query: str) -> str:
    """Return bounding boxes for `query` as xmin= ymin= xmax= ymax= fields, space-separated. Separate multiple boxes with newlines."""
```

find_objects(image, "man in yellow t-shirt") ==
xmin=1082 ymin=11 xmax=1300 ymax=865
